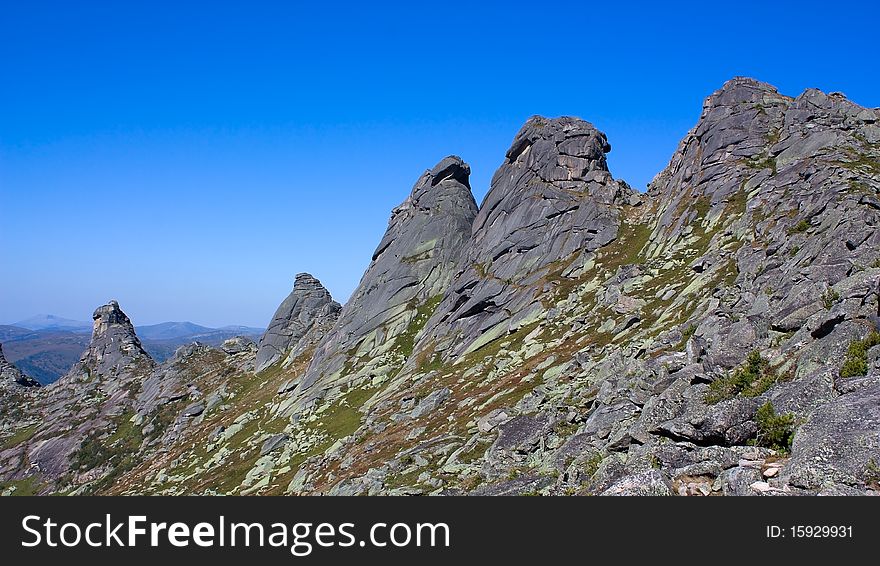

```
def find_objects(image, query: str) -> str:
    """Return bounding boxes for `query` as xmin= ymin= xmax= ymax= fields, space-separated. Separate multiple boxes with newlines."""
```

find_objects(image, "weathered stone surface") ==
xmin=260 ymin=433 xmax=289 ymax=457
xmin=255 ymin=274 xmax=340 ymax=372
xmin=223 ymin=336 xmax=256 ymax=356
xmin=600 ymin=470 xmax=673 ymax=496
xmin=784 ymin=386 xmax=880 ymax=490
xmin=410 ymin=388 xmax=450 ymax=418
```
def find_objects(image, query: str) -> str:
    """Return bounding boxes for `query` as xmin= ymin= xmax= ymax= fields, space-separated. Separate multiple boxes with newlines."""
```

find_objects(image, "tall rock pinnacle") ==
xmin=0 ymin=343 xmax=40 ymax=388
xmin=290 ymin=156 xmax=478 ymax=399
xmin=256 ymin=273 xmax=342 ymax=372
xmin=67 ymin=300 xmax=154 ymax=380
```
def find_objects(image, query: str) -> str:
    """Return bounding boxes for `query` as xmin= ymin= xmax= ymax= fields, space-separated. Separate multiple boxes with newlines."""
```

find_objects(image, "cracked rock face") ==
xmin=255 ymin=274 xmax=341 ymax=372
xmin=408 ymin=117 xmax=637 ymax=362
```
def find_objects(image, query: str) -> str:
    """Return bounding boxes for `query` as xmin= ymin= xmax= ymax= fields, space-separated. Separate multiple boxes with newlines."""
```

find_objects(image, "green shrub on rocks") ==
xmin=839 ymin=330 xmax=880 ymax=378
xmin=821 ymin=288 xmax=840 ymax=309
xmin=706 ymin=351 xmax=778 ymax=404
xmin=788 ymin=219 xmax=810 ymax=234
xmin=677 ymin=324 xmax=697 ymax=350
xmin=753 ymin=402 xmax=795 ymax=452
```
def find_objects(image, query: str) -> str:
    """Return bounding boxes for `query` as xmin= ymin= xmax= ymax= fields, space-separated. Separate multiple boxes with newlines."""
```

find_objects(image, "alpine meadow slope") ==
xmin=2 ymin=78 xmax=879 ymax=496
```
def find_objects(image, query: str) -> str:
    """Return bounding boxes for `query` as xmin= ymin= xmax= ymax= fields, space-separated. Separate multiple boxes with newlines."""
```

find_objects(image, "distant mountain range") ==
xmin=12 ymin=314 xmax=93 ymax=333
xmin=1 ymin=318 xmax=264 ymax=384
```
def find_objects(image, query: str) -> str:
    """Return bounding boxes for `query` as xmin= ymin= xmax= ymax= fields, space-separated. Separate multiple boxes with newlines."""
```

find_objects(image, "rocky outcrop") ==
xmin=3 ymin=78 xmax=879 ymax=497
xmin=255 ymin=274 xmax=341 ymax=372
xmin=66 ymin=300 xmax=155 ymax=381
xmin=412 ymin=116 xmax=637 ymax=362
xmin=1 ymin=301 xmax=157 ymax=489
xmin=290 ymin=156 xmax=478 ymax=403
xmin=0 ymin=343 xmax=40 ymax=389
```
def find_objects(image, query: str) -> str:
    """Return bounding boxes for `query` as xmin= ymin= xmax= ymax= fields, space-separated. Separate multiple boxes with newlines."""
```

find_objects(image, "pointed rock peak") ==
xmin=407 ymin=155 xmax=475 ymax=207
xmin=256 ymin=274 xmax=342 ymax=372
xmin=72 ymin=300 xmax=153 ymax=378
xmin=429 ymin=155 xmax=470 ymax=188
xmin=507 ymin=115 xmax=611 ymax=165
xmin=703 ymin=77 xmax=786 ymax=110
xmin=0 ymin=342 xmax=40 ymax=388
xmin=92 ymin=299 xmax=133 ymax=332
xmin=293 ymin=273 xmax=331 ymax=293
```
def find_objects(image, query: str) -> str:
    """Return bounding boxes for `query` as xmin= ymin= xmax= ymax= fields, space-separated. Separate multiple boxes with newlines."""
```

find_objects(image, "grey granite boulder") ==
xmin=784 ymin=385 xmax=880 ymax=491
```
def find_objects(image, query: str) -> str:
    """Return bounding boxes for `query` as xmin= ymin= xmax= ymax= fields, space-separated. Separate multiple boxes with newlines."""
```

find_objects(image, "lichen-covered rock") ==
xmin=600 ymin=470 xmax=673 ymax=496
xmin=784 ymin=385 xmax=880 ymax=490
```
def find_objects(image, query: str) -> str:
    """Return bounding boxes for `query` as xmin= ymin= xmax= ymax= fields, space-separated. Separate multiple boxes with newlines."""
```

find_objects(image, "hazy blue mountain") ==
xmin=136 ymin=322 xmax=214 ymax=340
xmin=12 ymin=314 xmax=92 ymax=333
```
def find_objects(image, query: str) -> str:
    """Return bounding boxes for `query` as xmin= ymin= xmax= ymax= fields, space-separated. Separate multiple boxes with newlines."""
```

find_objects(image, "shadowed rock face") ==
xmin=0 ymin=343 xmax=40 ymax=388
xmin=291 ymin=156 xmax=478 ymax=402
xmin=412 ymin=117 xmax=637 ymax=360
xmin=255 ymin=274 xmax=341 ymax=372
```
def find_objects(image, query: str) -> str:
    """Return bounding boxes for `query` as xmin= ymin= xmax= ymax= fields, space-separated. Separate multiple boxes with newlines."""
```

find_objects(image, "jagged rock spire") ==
xmin=255 ymin=273 xmax=342 ymax=372
xmin=68 ymin=300 xmax=154 ymax=379
xmin=291 ymin=155 xmax=479 ymax=398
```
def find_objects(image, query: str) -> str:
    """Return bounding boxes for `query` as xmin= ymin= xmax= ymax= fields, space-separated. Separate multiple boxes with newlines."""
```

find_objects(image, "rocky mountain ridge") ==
xmin=2 ymin=77 xmax=879 ymax=496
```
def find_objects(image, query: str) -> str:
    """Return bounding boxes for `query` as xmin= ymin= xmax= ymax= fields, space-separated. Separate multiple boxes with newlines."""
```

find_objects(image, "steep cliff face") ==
xmin=255 ymin=274 xmax=341 ymax=373
xmin=2 ymin=78 xmax=879 ymax=497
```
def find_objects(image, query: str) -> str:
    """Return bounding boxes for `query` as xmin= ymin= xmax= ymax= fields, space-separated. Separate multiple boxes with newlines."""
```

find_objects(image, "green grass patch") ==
xmin=821 ymin=288 xmax=840 ymax=309
xmin=0 ymin=423 xmax=39 ymax=451
xmin=839 ymin=330 xmax=880 ymax=378
xmin=677 ymin=324 xmax=697 ymax=350
xmin=0 ymin=475 xmax=42 ymax=496
xmin=314 ymin=386 xmax=379 ymax=441
xmin=745 ymin=154 xmax=777 ymax=175
xmin=582 ymin=452 xmax=603 ymax=478
xmin=595 ymin=219 xmax=652 ymax=272
xmin=788 ymin=219 xmax=810 ymax=234
xmin=393 ymin=294 xmax=444 ymax=359
xmin=70 ymin=411 xmax=144 ymax=492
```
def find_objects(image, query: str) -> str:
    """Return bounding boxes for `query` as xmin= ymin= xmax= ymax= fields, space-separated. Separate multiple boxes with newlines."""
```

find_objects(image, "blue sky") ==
xmin=1 ymin=1 xmax=877 ymax=328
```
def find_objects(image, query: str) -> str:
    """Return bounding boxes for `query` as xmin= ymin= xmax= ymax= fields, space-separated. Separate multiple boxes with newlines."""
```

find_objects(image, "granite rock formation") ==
xmin=2 ymin=78 xmax=879 ymax=496
xmin=255 ymin=274 xmax=341 ymax=373
xmin=286 ymin=156 xmax=478 ymax=405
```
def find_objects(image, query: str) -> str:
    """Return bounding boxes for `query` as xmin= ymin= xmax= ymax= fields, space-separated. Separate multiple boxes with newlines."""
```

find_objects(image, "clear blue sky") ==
xmin=1 ymin=1 xmax=877 ymax=328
